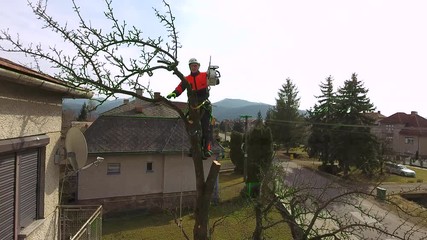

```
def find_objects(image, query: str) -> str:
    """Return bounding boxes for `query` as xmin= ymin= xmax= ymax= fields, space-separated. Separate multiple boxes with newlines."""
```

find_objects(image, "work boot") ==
xmin=202 ymin=149 xmax=212 ymax=159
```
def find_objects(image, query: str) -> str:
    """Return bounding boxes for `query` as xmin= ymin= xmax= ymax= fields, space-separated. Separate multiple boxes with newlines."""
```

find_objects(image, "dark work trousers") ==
xmin=200 ymin=103 xmax=212 ymax=152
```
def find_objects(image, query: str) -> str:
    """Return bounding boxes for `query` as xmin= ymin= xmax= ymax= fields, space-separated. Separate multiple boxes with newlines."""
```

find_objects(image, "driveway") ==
xmin=280 ymin=160 xmax=427 ymax=240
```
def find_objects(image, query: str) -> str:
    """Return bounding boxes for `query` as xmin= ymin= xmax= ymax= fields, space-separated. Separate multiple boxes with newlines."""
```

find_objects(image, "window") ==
xmin=405 ymin=137 xmax=414 ymax=144
xmin=386 ymin=124 xmax=394 ymax=133
xmin=107 ymin=163 xmax=121 ymax=175
xmin=0 ymin=135 xmax=47 ymax=240
xmin=146 ymin=162 xmax=153 ymax=172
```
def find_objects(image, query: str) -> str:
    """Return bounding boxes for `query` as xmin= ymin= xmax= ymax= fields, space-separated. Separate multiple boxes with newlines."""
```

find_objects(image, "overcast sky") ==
xmin=1 ymin=0 xmax=427 ymax=117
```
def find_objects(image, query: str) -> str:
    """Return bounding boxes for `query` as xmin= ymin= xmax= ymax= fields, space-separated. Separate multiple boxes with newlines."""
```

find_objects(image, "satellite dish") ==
xmin=65 ymin=127 xmax=88 ymax=171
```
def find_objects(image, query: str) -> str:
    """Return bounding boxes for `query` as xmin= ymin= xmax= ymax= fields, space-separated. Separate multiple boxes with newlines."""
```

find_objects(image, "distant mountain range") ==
xmin=62 ymin=98 xmax=273 ymax=121
xmin=212 ymin=99 xmax=272 ymax=121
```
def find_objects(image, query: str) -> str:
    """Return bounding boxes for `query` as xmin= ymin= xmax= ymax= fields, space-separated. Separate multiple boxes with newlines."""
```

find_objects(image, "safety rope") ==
xmin=190 ymin=99 xmax=210 ymax=110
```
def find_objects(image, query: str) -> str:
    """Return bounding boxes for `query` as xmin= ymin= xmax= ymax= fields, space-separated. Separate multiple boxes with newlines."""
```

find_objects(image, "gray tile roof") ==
xmin=85 ymin=116 xmax=191 ymax=154
xmin=102 ymin=99 xmax=188 ymax=118
xmin=85 ymin=100 xmax=222 ymax=154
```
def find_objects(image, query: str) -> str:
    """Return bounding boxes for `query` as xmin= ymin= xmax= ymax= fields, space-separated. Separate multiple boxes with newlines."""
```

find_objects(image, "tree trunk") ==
xmin=252 ymin=201 xmax=263 ymax=240
xmin=192 ymin=158 xmax=220 ymax=240
xmin=187 ymin=105 xmax=221 ymax=240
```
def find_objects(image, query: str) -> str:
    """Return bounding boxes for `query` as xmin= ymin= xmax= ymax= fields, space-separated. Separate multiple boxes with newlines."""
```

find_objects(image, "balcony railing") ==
xmin=59 ymin=205 xmax=102 ymax=240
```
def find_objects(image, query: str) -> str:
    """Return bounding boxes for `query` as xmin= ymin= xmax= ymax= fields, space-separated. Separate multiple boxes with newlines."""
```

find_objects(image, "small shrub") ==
xmin=417 ymin=179 xmax=423 ymax=183
xmin=318 ymin=164 xmax=341 ymax=175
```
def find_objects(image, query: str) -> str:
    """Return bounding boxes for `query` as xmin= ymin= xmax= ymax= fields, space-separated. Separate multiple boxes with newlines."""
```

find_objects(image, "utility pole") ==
xmin=240 ymin=115 xmax=251 ymax=181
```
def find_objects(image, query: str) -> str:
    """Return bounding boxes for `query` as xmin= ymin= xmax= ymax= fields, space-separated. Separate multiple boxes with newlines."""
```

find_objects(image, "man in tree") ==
xmin=167 ymin=58 xmax=214 ymax=159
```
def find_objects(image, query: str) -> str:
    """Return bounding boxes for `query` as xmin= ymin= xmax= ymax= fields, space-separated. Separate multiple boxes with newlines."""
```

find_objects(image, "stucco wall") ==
xmin=0 ymin=80 xmax=63 ymax=240
xmin=163 ymin=155 xmax=213 ymax=193
xmin=78 ymin=154 xmax=214 ymax=200
xmin=78 ymin=154 xmax=165 ymax=200
xmin=0 ymin=80 xmax=62 ymax=139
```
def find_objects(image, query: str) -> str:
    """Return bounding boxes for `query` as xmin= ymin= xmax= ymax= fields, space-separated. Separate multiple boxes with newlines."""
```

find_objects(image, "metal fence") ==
xmin=59 ymin=205 xmax=102 ymax=240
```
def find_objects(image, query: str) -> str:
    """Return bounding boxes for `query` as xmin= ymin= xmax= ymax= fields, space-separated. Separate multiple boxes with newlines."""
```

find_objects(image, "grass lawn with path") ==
xmin=103 ymin=170 xmax=292 ymax=239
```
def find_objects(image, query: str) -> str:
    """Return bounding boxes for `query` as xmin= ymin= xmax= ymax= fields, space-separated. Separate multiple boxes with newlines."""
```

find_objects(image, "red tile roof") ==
xmin=379 ymin=112 xmax=427 ymax=128
xmin=380 ymin=112 xmax=427 ymax=137
xmin=0 ymin=57 xmax=92 ymax=98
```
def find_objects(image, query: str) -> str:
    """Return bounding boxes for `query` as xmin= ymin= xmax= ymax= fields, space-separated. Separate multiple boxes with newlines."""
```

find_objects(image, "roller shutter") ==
xmin=0 ymin=154 xmax=16 ymax=240
xmin=19 ymin=150 xmax=39 ymax=229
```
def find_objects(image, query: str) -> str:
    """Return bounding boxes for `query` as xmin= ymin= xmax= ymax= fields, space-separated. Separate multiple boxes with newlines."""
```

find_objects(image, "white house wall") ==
xmin=163 ymin=155 xmax=213 ymax=193
xmin=0 ymin=80 xmax=62 ymax=240
xmin=78 ymin=154 xmax=214 ymax=200
xmin=78 ymin=154 xmax=165 ymax=200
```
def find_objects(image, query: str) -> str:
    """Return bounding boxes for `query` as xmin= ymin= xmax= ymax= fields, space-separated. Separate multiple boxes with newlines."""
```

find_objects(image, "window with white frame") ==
xmin=107 ymin=163 xmax=121 ymax=175
xmin=405 ymin=137 xmax=414 ymax=144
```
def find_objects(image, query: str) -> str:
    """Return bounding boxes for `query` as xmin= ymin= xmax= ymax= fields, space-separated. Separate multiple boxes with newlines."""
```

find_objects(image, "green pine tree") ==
xmin=76 ymin=102 xmax=88 ymax=121
xmin=247 ymin=121 xmax=273 ymax=183
xmin=332 ymin=73 xmax=378 ymax=176
xmin=230 ymin=131 xmax=244 ymax=174
xmin=267 ymin=78 xmax=304 ymax=153
xmin=307 ymin=75 xmax=336 ymax=165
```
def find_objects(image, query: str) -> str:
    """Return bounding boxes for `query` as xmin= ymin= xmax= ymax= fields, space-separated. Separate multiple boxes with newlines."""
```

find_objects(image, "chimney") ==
xmin=377 ymin=110 xmax=381 ymax=114
xmin=154 ymin=92 xmax=161 ymax=100
xmin=123 ymin=99 xmax=129 ymax=104
xmin=135 ymin=88 xmax=143 ymax=113
xmin=411 ymin=111 xmax=418 ymax=116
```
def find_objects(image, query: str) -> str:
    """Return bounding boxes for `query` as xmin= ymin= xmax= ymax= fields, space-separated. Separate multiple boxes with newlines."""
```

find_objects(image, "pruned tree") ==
xmin=245 ymin=118 xmax=274 ymax=240
xmin=0 ymin=1 xmax=219 ymax=239
xmin=248 ymin=160 xmax=427 ymax=240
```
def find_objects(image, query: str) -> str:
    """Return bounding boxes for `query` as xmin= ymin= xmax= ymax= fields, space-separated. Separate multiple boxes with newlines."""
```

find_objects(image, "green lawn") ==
xmin=382 ymin=166 xmax=427 ymax=183
xmin=295 ymin=158 xmax=427 ymax=184
xmin=102 ymin=172 xmax=292 ymax=240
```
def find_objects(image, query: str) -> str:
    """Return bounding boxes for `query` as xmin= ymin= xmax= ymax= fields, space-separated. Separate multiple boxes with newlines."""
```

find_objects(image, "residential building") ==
xmin=78 ymin=92 xmax=223 ymax=214
xmin=378 ymin=111 xmax=427 ymax=159
xmin=365 ymin=110 xmax=386 ymax=139
xmin=0 ymin=57 xmax=99 ymax=240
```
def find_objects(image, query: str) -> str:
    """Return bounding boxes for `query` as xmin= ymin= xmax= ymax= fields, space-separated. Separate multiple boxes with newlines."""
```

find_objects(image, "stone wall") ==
xmin=77 ymin=191 xmax=197 ymax=215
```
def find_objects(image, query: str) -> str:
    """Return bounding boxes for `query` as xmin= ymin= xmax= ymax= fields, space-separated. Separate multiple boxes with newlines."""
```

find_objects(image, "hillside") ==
xmin=212 ymin=98 xmax=273 ymax=121
xmin=62 ymin=98 xmax=273 ymax=121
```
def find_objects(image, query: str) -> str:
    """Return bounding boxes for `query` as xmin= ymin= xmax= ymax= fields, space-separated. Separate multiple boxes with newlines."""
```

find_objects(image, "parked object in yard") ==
xmin=385 ymin=162 xmax=416 ymax=177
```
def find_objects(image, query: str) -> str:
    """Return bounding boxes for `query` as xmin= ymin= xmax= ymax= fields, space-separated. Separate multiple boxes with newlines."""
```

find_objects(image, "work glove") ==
xmin=167 ymin=92 xmax=176 ymax=99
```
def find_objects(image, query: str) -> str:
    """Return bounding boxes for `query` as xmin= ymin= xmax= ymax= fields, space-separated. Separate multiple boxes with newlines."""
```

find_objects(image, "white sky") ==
xmin=1 ymin=0 xmax=427 ymax=117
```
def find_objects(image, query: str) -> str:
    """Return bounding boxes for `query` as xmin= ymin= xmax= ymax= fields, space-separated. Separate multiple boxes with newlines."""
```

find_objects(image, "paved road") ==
xmin=280 ymin=160 xmax=427 ymax=240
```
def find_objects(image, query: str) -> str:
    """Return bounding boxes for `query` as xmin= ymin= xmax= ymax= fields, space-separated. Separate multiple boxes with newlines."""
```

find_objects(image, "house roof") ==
xmin=364 ymin=111 xmax=386 ymax=123
xmin=380 ymin=112 xmax=427 ymax=137
xmin=85 ymin=100 xmax=222 ymax=154
xmin=84 ymin=116 xmax=192 ymax=154
xmin=0 ymin=57 xmax=92 ymax=98
xmin=102 ymin=99 xmax=188 ymax=118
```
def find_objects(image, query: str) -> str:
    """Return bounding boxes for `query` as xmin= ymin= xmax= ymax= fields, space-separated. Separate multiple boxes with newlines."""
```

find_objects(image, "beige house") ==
xmin=78 ymin=93 xmax=223 ymax=213
xmin=0 ymin=57 xmax=95 ymax=240
xmin=378 ymin=111 xmax=427 ymax=159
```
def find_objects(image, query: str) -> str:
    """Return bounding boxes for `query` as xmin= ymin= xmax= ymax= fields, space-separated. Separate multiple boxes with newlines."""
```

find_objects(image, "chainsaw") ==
xmin=207 ymin=56 xmax=221 ymax=86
